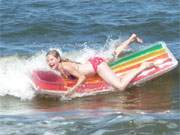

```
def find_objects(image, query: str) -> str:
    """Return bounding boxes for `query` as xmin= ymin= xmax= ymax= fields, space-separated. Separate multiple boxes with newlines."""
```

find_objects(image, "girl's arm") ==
xmin=63 ymin=63 xmax=86 ymax=94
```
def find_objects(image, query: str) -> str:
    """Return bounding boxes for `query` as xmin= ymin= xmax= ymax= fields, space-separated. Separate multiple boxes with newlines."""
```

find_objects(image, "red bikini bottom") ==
xmin=88 ymin=57 xmax=105 ymax=72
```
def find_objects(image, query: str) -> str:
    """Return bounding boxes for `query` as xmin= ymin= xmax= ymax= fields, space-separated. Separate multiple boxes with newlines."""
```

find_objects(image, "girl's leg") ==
xmin=97 ymin=62 xmax=154 ymax=91
xmin=114 ymin=33 xmax=143 ymax=58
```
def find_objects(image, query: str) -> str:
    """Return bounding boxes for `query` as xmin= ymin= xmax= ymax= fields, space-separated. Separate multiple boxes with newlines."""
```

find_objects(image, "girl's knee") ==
xmin=117 ymin=86 xmax=125 ymax=91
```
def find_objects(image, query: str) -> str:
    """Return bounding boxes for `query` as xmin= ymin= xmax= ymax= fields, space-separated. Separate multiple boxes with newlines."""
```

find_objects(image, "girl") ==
xmin=46 ymin=33 xmax=156 ymax=96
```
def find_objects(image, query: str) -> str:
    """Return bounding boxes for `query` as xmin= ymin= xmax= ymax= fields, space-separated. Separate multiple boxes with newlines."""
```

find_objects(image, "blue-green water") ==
xmin=0 ymin=0 xmax=179 ymax=135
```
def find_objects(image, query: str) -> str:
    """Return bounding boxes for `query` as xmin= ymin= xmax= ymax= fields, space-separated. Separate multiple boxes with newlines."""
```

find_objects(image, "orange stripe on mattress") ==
xmin=114 ymin=53 xmax=170 ymax=74
xmin=113 ymin=49 xmax=167 ymax=72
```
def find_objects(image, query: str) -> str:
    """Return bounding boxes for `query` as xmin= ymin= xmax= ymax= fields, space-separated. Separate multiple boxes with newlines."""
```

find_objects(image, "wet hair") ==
xmin=46 ymin=50 xmax=61 ymax=60
xmin=46 ymin=49 xmax=80 ymax=63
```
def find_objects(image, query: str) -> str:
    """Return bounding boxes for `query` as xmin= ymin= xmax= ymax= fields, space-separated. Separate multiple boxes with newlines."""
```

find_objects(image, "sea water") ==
xmin=0 ymin=0 xmax=179 ymax=135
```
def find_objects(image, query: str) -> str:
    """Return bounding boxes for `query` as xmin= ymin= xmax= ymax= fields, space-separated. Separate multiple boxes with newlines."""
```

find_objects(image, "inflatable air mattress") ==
xmin=31 ymin=42 xmax=178 ymax=96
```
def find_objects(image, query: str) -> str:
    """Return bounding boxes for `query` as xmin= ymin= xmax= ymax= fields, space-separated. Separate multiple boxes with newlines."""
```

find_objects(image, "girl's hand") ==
xmin=65 ymin=88 xmax=76 ymax=97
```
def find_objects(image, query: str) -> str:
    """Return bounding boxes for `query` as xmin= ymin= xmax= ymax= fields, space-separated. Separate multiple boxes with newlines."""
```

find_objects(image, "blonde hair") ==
xmin=46 ymin=50 xmax=80 ymax=64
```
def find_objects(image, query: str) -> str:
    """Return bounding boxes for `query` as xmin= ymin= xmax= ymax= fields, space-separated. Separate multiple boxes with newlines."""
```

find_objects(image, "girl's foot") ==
xmin=129 ymin=33 xmax=143 ymax=44
xmin=140 ymin=62 xmax=156 ymax=70
xmin=113 ymin=33 xmax=143 ymax=58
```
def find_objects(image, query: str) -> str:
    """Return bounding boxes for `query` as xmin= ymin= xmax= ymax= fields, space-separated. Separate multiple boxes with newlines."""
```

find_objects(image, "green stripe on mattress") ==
xmin=109 ymin=43 xmax=163 ymax=68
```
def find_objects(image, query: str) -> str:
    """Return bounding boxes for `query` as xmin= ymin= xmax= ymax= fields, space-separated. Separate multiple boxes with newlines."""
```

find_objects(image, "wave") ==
xmin=0 ymin=38 xmax=121 ymax=100
xmin=0 ymin=52 xmax=48 ymax=100
xmin=1 ymin=34 xmax=179 ymax=100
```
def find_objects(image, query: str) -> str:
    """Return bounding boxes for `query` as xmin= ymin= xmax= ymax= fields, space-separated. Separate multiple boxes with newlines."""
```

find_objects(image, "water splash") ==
xmin=0 ymin=37 xmax=125 ymax=100
xmin=0 ymin=51 xmax=48 ymax=100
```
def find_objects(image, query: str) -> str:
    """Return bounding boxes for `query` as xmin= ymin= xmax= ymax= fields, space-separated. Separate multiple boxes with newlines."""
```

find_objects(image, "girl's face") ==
xmin=46 ymin=54 xmax=60 ymax=70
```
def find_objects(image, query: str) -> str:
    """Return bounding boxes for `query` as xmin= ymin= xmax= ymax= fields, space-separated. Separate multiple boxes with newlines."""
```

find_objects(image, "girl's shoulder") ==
xmin=62 ymin=62 xmax=76 ymax=70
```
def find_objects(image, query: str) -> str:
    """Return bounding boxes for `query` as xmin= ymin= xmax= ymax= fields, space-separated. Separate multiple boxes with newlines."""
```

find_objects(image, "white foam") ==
xmin=0 ymin=51 xmax=48 ymax=100
xmin=0 ymin=37 xmax=124 ymax=100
